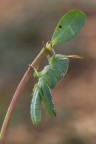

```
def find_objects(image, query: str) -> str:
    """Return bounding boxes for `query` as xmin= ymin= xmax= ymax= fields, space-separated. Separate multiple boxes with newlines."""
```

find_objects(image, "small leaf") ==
xmin=51 ymin=9 xmax=86 ymax=46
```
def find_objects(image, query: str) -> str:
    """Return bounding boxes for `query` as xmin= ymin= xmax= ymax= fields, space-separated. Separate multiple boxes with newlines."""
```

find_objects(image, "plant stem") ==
xmin=0 ymin=47 xmax=50 ymax=144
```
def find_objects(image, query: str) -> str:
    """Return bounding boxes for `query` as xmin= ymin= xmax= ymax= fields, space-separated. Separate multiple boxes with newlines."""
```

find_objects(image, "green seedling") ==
xmin=0 ymin=9 xmax=86 ymax=143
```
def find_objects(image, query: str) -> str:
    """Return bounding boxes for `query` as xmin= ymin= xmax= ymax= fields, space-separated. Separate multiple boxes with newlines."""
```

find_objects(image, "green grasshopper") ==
xmin=30 ymin=10 xmax=86 ymax=125
xmin=30 ymin=52 xmax=82 ymax=125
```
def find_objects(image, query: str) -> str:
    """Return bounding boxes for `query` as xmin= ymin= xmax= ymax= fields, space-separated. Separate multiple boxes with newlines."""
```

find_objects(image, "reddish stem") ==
xmin=0 ymin=48 xmax=49 ymax=144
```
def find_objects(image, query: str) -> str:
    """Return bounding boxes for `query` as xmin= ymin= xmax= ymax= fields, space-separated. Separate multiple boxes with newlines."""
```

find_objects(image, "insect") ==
xmin=30 ymin=10 xmax=86 ymax=125
xmin=30 ymin=50 xmax=81 ymax=125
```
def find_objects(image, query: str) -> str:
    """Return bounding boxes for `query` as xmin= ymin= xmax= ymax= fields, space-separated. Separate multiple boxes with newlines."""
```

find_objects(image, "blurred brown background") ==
xmin=0 ymin=0 xmax=96 ymax=144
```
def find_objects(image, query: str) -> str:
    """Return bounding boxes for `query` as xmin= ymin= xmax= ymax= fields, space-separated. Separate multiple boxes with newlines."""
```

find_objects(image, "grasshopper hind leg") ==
xmin=39 ymin=79 xmax=56 ymax=118
xmin=31 ymin=86 xmax=42 ymax=125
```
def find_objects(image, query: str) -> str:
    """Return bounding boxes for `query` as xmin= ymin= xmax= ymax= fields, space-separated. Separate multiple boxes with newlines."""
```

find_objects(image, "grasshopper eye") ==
xmin=49 ymin=55 xmax=69 ymax=81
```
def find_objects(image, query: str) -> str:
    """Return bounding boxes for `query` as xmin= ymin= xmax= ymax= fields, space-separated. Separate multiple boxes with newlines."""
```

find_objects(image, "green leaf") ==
xmin=51 ymin=9 xmax=86 ymax=46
